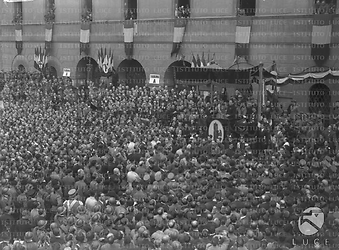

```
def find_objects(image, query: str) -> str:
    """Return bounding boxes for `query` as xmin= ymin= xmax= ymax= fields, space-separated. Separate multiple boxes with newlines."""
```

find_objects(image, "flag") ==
xmin=311 ymin=14 xmax=332 ymax=65
xmin=171 ymin=19 xmax=187 ymax=57
xmin=191 ymin=53 xmax=197 ymax=68
xmin=97 ymin=48 xmax=115 ymax=77
xmin=235 ymin=16 xmax=252 ymax=60
xmin=34 ymin=47 xmax=48 ymax=71
xmin=201 ymin=52 xmax=206 ymax=67
xmin=269 ymin=61 xmax=277 ymax=76
xmin=45 ymin=23 xmax=53 ymax=55
xmin=15 ymin=24 xmax=23 ymax=55
xmin=210 ymin=53 xmax=216 ymax=65
xmin=124 ymin=20 xmax=134 ymax=59
xmin=80 ymin=22 xmax=90 ymax=55
xmin=196 ymin=54 xmax=201 ymax=68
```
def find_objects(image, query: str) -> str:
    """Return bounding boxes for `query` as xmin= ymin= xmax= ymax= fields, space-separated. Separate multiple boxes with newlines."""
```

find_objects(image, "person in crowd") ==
xmin=0 ymin=70 xmax=339 ymax=250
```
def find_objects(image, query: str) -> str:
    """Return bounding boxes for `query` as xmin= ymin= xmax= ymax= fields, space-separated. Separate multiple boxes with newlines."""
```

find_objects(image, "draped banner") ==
xmin=171 ymin=19 xmax=187 ymax=57
xmin=15 ymin=24 xmax=23 ymax=55
xmin=311 ymin=14 xmax=333 ymax=65
xmin=235 ymin=16 xmax=252 ymax=60
xmin=124 ymin=20 xmax=134 ymax=59
xmin=80 ymin=22 xmax=90 ymax=55
xmin=45 ymin=23 xmax=53 ymax=55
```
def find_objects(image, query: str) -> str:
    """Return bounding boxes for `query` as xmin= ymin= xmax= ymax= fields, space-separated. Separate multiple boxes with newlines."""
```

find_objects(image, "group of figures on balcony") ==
xmin=12 ymin=12 xmax=22 ymax=25
xmin=81 ymin=8 xmax=93 ymax=22
xmin=175 ymin=4 xmax=191 ymax=18
xmin=314 ymin=0 xmax=336 ymax=14
xmin=125 ymin=8 xmax=137 ymax=20
xmin=44 ymin=3 xmax=56 ymax=23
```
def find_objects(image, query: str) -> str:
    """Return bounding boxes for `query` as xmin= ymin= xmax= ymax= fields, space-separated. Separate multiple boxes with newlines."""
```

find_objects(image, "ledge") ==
xmin=1 ymin=14 xmax=339 ymax=27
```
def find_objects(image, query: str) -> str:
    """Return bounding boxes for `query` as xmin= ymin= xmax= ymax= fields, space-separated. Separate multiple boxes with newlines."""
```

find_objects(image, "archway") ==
xmin=116 ymin=59 xmax=146 ymax=87
xmin=76 ymin=56 xmax=100 ymax=86
xmin=12 ymin=55 xmax=29 ymax=71
xmin=164 ymin=60 xmax=191 ymax=86
xmin=309 ymin=83 xmax=331 ymax=126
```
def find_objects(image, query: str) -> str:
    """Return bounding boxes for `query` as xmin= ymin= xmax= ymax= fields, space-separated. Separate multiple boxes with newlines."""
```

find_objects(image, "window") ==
xmin=175 ymin=0 xmax=190 ymax=18
xmin=44 ymin=0 xmax=55 ymax=23
xmin=13 ymin=2 xmax=23 ymax=24
xmin=314 ymin=0 xmax=336 ymax=14
xmin=81 ymin=0 xmax=92 ymax=22
xmin=237 ymin=0 xmax=256 ymax=16
xmin=124 ymin=0 xmax=137 ymax=20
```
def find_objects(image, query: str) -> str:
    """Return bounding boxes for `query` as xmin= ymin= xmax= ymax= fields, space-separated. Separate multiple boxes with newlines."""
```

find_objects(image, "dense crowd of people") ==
xmin=0 ymin=70 xmax=339 ymax=250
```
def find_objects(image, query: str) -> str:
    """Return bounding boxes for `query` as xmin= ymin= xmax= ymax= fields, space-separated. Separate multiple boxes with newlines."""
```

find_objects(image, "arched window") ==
xmin=237 ymin=0 xmax=256 ymax=16
xmin=124 ymin=0 xmax=137 ymax=20
xmin=81 ymin=0 xmax=93 ymax=22
xmin=174 ymin=0 xmax=190 ymax=18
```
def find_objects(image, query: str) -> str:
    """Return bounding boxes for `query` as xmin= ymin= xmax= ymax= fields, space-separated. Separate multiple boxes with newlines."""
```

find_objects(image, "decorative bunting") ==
xmin=97 ymin=48 xmax=115 ymax=77
xmin=171 ymin=19 xmax=187 ymax=57
xmin=34 ymin=46 xmax=48 ymax=72
xmin=191 ymin=52 xmax=217 ymax=68
xmin=235 ymin=16 xmax=252 ymax=60
xmin=15 ymin=24 xmax=23 ymax=55
xmin=80 ymin=22 xmax=91 ymax=55
xmin=45 ymin=23 xmax=53 ymax=55
xmin=124 ymin=20 xmax=134 ymax=59
xmin=311 ymin=14 xmax=333 ymax=65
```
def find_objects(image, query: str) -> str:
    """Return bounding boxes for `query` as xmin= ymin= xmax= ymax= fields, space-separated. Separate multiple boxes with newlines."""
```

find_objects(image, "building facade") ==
xmin=1 ymin=0 xmax=339 ymax=114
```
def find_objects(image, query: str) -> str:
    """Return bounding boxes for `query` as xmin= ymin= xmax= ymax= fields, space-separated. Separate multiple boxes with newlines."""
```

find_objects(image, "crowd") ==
xmin=0 ymin=70 xmax=339 ymax=250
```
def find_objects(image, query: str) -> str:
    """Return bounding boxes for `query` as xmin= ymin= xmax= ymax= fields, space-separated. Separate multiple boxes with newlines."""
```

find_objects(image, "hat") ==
xmin=167 ymin=173 xmax=174 ymax=180
xmin=68 ymin=189 xmax=77 ymax=198
xmin=24 ymin=232 xmax=33 ymax=242
xmin=155 ymin=171 xmax=162 ymax=181
xmin=143 ymin=174 xmax=150 ymax=182
xmin=37 ymin=220 xmax=48 ymax=229
xmin=57 ymin=206 xmax=67 ymax=216
xmin=26 ymin=189 xmax=36 ymax=197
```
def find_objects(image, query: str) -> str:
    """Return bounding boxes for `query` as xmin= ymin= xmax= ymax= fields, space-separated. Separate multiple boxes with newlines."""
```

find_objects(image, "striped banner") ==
xmin=311 ymin=14 xmax=333 ymax=65
xmin=124 ymin=20 xmax=134 ymax=58
xmin=15 ymin=24 xmax=23 ymax=55
xmin=45 ymin=23 xmax=53 ymax=55
xmin=235 ymin=16 xmax=252 ymax=60
xmin=80 ymin=22 xmax=91 ymax=55
xmin=171 ymin=19 xmax=187 ymax=57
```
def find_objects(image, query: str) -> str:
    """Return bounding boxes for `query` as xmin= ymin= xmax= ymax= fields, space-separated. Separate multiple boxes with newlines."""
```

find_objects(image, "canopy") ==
xmin=173 ymin=62 xmax=277 ymax=85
